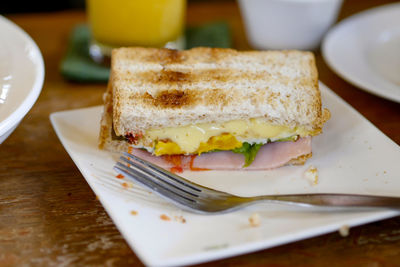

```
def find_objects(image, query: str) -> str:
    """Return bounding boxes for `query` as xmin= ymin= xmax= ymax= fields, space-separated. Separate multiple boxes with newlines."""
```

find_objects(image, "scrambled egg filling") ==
xmin=155 ymin=133 xmax=242 ymax=156
xmin=143 ymin=118 xmax=319 ymax=156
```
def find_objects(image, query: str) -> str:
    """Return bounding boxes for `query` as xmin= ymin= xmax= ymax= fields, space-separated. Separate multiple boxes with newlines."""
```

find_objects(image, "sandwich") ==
xmin=99 ymin=47 xmax=330 ymax=171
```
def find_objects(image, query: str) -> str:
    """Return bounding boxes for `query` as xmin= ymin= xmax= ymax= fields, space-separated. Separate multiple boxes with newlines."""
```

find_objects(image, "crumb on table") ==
xmin=130 ymin=210 xmax=138 ymax=216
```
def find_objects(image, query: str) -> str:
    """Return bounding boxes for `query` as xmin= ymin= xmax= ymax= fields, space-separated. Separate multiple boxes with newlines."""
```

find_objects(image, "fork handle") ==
xmin=253 ymin=194 xmax=400 ymax=209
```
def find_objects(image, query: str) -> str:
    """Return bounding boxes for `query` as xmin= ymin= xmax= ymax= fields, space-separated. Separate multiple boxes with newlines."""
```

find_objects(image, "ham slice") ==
xmin=129 ymin=137 xmax=312 ymax=171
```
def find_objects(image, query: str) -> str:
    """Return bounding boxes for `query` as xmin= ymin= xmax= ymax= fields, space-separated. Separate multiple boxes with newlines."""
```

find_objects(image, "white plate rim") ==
xmin=322 ymin=2 xmax=400 ymax=103
xmin=0 ymin=15 xmax=45 ymax=137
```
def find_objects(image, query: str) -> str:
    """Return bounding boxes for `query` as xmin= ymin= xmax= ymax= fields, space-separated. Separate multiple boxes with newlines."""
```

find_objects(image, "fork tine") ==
xmin=119 ymin=156 xmax=202 ymax=197
xmin=115 ymin=161 xmax=201 ymax=201
xmin=114 ymin=163 xmax=198 ymax=208
xmin=123 ymin=152 xmax=219 ymax=195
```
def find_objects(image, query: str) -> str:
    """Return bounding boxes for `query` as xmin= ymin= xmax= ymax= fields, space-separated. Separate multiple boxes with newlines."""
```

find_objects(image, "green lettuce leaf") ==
xmin=232 ymin=142 xmax=263 ymax=167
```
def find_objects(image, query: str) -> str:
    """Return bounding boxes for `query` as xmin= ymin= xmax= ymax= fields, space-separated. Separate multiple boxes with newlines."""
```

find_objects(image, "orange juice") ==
xmin=86 ymin=0 xmax=186 ymax=48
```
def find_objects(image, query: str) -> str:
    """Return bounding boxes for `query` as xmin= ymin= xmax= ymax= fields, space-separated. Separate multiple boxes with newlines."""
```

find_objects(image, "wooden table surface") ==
xmin=1 ymin=1 xmax=400 ymax=266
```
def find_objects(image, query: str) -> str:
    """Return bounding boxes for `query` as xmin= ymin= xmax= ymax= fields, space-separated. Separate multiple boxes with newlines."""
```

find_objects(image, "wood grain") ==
xmin=1 ymin=1 xmax=399 ymax=266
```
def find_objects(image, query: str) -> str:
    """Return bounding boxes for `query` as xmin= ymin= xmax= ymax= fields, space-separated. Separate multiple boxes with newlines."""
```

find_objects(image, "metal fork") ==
xmin=114 ymin=152 xmax=400 ymax=214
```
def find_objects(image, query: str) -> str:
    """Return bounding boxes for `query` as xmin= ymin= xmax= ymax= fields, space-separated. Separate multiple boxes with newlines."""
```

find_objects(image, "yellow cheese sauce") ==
xmin=144 ymin=118 xmax=316 ymax=155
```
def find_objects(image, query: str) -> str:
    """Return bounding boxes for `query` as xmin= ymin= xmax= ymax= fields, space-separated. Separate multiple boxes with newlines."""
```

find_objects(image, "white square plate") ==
xmin=50 ymin=83 xmax=400 ymax=267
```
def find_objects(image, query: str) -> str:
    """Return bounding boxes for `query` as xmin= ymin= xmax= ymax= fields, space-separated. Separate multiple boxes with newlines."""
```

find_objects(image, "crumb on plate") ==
xmin=174 ymin=215 xmax=187 ymax=224
xmin=116 ymin=174 xmax=124 ymax=179
xmin=130 ymin=210 xmax=138 ymax=216
xmin=122 ymin=182 xmax=133 ymax=189
xmin=339 ymin=225 xmax=350 ymax=237
xmin=304 ymin=165 xmax=318 ymax=186
xmin=160 ymin=214 xmax=171 ymax=221
xmin=249 ymin=213 xmax=260 ymax=227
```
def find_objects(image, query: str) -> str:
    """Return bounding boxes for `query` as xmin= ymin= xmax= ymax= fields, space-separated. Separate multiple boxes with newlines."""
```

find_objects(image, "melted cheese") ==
xmin=144 ymin=118 xmax=316 ymax=155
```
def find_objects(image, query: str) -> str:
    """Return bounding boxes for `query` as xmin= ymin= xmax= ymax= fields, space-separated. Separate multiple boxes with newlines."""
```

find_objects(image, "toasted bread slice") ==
xmin=109 ymin=47 xmax=329 ymax=137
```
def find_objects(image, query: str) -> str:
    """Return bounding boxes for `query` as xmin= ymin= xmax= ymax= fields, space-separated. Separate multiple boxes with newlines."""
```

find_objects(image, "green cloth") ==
xmin=60 ymin=22 xmax=231 ymax=83
xmin=185 ymin=21 xmax=231 ymax=49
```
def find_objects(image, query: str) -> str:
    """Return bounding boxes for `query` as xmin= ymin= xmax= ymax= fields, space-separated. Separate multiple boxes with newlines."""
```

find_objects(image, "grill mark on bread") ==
xmin=126 ymin=69 xmax=272 ymax=85
xmin=162 ymin=70 xmax=189 ymax=82
xmin=142 ymin=47 xmax=234 ymax=64
xmin=143 ymin=90 xmax=194 ymax=108
xmin=139 ymin=89 xmax=231 ymax=108
xmin=146 ymin=70 xmax=190 ymax=83
xmin=145 ymin=49 xmax=186 ymax=65
xmin=119 ymin=70 xmax=314 ymax=89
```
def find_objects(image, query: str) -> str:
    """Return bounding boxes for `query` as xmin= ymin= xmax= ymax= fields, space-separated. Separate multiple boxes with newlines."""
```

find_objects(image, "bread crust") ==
xmin=110 ymin=47 xmax=327 ymax=136
xmin=287 ymin=152 xmax=312 ymax=166
xmin=98 ymin=83 xmax=131 ymax=151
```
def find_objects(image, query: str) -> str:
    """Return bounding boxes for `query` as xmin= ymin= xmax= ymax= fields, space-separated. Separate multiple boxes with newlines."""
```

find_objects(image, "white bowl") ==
xmin=238 ymin=0 xmax=343 ymax=50
xmin=0 ymin=16 xmax=44 ymax=144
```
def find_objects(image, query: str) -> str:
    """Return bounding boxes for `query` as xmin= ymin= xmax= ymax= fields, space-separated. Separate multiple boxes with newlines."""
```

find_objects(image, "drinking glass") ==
xmin=86 ymin=0 xmax=186 ymax=63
